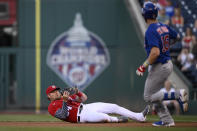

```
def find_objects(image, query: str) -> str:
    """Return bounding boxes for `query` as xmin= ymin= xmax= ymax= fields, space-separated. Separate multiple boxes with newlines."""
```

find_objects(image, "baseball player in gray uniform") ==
xmin=136 ymin=2 xmax=188 ymax=127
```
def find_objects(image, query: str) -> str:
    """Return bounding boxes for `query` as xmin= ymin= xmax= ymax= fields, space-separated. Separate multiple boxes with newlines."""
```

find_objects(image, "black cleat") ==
xmin=142 ymin=105 xmax=150 ymax=117
xmin=117 ymin=116 xmax=129 ymax=123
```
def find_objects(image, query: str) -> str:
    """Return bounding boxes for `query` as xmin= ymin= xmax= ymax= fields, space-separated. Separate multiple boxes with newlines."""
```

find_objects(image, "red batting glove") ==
xmin=136 ymin=65 xmax=146 ymax=76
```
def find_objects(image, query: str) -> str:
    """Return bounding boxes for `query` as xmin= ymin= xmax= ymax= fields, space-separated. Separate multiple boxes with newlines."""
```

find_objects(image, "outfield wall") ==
xmin=17 ymin=0 xmax=147 ymax=111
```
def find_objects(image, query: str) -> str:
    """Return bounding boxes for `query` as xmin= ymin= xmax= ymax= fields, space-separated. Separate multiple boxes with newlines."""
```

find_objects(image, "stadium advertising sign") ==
xmin=47 ymin=13 xmax=110 ymax=91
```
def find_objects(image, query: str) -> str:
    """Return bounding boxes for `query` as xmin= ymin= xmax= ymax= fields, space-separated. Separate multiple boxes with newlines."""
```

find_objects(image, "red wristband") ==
xmin=76 ymin=92 xmax=83 ymax=97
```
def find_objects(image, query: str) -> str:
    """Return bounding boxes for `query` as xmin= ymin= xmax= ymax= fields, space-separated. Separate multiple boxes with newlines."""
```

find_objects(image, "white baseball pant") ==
xmin=78 ymin=102 xmax=145 ymax=123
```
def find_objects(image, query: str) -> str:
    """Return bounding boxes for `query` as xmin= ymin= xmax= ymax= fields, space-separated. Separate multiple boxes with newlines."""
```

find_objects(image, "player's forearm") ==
xmin=81 ymin=93 xmax=87 ymax=102
xmin=147 ymin=49 xmax=160 ymax=64
xmin=75 ymin=92 xmax=87 ymax=102
xmin=143 ymin=47 xmax=160 ymax=67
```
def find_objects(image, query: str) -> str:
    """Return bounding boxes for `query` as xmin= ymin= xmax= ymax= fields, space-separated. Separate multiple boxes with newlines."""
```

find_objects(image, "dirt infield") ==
xmin=0 ymin=122 xmax=197 ymax=127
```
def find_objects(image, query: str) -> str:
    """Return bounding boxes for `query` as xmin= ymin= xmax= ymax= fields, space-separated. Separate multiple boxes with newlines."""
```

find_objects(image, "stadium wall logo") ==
xmin=47 ymin=13 xmax=110 ymax=91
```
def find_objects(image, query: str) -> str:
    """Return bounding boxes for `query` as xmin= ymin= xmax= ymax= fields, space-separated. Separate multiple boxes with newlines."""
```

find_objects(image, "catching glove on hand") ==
xmin=60 ymin=86 xmax=78 ymax=95
xmin=63 ymin=86 xmax=79 ymax=95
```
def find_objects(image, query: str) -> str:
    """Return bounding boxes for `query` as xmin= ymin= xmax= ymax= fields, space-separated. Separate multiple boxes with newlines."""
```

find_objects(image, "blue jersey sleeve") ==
xmin=146 ymin=28 xmax=160 ymax=48
xmin=167 ymin=25 xmax=178 ymax=39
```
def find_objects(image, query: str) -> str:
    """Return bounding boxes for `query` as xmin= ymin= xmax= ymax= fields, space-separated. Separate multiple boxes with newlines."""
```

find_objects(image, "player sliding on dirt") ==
xmin=46 ymin=85 xmax=150 ymax=123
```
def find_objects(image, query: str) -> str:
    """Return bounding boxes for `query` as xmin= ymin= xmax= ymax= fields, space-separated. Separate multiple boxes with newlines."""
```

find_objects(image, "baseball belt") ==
xmin=77 ymin=104 xmax=83 ymax=122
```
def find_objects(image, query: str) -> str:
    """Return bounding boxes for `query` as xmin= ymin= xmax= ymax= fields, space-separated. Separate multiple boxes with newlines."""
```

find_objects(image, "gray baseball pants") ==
xmin=144 ymin=60 xmax=180 ymax=124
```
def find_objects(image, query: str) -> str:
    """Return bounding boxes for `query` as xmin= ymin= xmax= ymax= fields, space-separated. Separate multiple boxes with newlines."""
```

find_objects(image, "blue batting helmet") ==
xmin=142 ymin=2 xmax=158 ymax=20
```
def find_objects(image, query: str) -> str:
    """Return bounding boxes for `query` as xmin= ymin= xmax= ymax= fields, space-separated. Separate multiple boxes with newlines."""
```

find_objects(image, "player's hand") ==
xmin=62 ymin=91 xmax=70 ymax=102
xmin=136 ymin=65 xmax=146 ymax=76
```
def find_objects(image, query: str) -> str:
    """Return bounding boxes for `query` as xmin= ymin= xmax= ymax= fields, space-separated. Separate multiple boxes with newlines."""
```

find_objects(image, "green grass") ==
xmin=0 ymin=114 xmax=197 ymax=131
xmin=0 ymin=114 xmax=197 ymax=122
xmin=0 ymin=114 xmax=61 ymax=122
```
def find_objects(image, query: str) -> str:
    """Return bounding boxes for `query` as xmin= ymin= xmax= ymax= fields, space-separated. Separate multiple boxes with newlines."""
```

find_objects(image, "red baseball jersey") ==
xmin=48 ymin=95 xmax=81 ymax=123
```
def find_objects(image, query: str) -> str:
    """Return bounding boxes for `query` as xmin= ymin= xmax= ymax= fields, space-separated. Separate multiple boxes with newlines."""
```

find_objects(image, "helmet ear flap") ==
xmin=155 ymin=7 xmax=159 ymax=18
xmin=153 ymin=14 xmax=156 ymax=19
xmin=141 ymin=8 xmax=146 ymax=20
xmin=141 ymin=8 xmax=145 ymax=15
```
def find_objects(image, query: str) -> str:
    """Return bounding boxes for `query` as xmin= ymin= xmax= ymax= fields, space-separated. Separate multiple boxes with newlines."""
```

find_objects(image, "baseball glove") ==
xmin=60 ymin=86 xmax=79 ymax=95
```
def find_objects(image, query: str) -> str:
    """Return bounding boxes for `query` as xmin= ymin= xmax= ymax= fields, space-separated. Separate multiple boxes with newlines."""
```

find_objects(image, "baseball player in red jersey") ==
xmin=46 ymin=85 xmax=150 ymax=123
